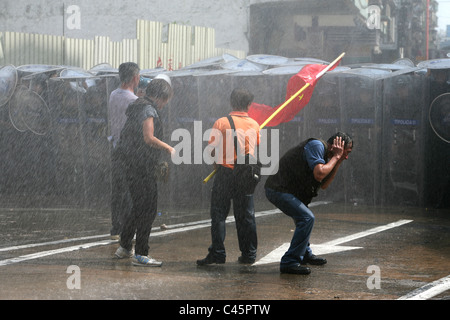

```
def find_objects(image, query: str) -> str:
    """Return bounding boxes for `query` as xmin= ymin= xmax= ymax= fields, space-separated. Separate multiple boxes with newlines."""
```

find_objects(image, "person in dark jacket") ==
xmin=114 ymin=75 xmax=174 ymax=267
xmin=265 ymin=132 xmax=353 ymax=275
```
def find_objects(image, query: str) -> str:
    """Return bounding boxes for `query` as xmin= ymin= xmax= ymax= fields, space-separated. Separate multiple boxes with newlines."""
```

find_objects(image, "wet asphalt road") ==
xmin=0 ymin=201 xmax=449 ymax=304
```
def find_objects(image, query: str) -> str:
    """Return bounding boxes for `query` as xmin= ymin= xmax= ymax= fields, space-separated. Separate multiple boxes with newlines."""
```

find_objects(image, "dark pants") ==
xmin=110 ymin=150 xmax=132 ymax=236
xmin=265 ymin=188 xmax=314 ymax=267
xmin=208 ymin=166 xmax=258 ymax=261
xmin=120 ymin=164 xmax=158 ymax=256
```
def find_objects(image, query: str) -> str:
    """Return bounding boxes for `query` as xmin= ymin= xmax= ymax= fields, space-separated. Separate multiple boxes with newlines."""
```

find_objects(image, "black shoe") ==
xmin=280 ymin=264 xmax=311 ymax=275
xmin=196 ymin=255 xmax=225 ymax=266
xmin=302 ymin=254 xmax=327 ymax=265
xmin=238 ymin=256 xmax=255 ymax=264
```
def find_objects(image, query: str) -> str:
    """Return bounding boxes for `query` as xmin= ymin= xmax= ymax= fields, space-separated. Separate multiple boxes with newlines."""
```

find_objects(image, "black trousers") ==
xmin=120 ymin=164 xmax=157 ymax=256
xmin=110 ymin=150 xmax=132 ymax=236
xmin=208 ymin=166 xmax=258 ymax=260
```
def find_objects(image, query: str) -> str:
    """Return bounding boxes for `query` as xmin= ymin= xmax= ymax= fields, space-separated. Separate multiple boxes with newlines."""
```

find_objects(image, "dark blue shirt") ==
xmin=304 ymin=140 xmax=326 ymax=171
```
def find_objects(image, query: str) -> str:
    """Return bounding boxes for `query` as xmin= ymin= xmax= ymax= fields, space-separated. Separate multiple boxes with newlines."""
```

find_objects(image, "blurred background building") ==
xmin=0 ymin=0 xmax=447 ymax=67
xmin=249 ymin=0 xmax=443 ymax=64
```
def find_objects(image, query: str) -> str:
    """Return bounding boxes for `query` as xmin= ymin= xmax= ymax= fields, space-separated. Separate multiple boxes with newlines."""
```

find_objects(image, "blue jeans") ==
xmin=265 ymin=188 xmax=314 ymax=267
xmin=208 ymin=166 xmax=257 ymax=260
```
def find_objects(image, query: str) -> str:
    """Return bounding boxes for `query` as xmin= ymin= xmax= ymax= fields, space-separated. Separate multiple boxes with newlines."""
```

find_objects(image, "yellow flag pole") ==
xmin=202 ymin=83 xmax=310 ymax=184
xmin=315 ymin=52 xmax=346 ymax=79
xmin=202 ymin=52 xmax=345 ymax=184
xmin=259 ymin=83 xmax=310 ymax=129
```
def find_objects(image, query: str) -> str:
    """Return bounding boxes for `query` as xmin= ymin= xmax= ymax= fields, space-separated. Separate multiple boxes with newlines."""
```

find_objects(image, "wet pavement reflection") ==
xmin=0 ymin=202 xmax=449 ymax=301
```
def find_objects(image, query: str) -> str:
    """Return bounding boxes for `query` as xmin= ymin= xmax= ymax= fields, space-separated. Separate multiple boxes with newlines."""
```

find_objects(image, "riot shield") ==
xmin=381 ymin=72 xmax=427 ymax=206
xmin=0 ymin=65 xmax=17 ymax=108
xmin=339 ymin=70 xmax=383 ymax=205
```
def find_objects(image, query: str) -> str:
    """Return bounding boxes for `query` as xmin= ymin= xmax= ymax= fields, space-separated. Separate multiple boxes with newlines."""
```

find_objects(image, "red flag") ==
xmin=248 ymin=63 xmax=339 ymax=127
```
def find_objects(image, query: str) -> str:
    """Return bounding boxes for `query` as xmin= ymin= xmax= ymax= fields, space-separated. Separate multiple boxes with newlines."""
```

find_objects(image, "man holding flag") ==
xmin=197 ymin=88 xmax=260 ymax=266
xmin=203 ymin=53 xmax=344 ymax=184
xmin=200 ymin=53 xmax=348 ymax=276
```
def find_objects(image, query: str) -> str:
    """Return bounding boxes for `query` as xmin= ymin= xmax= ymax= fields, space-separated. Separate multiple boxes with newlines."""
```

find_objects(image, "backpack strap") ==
xmin=227 ymin=115 xmax=239 ymax=158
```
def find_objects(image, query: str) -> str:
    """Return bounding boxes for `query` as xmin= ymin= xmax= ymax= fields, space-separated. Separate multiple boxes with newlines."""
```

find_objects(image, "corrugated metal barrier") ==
xmin=0 ymin=19 xmax=245 ymax=70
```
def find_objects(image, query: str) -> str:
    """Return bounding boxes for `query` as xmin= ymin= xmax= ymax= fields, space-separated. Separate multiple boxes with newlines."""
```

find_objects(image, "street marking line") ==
xmin=0 ymin=208 xmax=282 ymax=254
xmin=253 ymin=219 xmax=414 ymax=266
xmin=0 ymin=208 xmax=283 ymax=266
xmin=0 ymin=234 xmax=111 ymax=253
xmin=253 ymin=243 xmax=363 ymax=266
xmin=2 ymin=203 xmax=332 ymax=254
xmin=0 ymin=240 xmax=116 ymax=267
xmin=397 ymin=275 xmax=450 ymax=300
xmin=0 ymin=203 xmax=400 ymax=268
xmin=322 ymin=219 xmax=413 ymax=246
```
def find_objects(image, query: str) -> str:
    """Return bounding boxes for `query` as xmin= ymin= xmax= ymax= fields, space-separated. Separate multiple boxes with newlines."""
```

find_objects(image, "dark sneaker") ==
xmin=196 ymin=255 xmax=225 ymax=266
xmin=238 ymin=256 xmax=255 ymax=264
xmin=302 ymin=254 xmax=327 ymax=265
xmin=280 ymin=264 xmax=311 ymax=275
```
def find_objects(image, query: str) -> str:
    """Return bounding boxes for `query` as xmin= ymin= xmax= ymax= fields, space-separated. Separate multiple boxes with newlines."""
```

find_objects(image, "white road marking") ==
xmin=2 ymin=209 xmax=446 ymax=300
xmin=323 ymin=219 xmax=413 ymax=246
xmin=0 ymin=207 xmax=410 ymax=269
xmin=398 ymin=275 xmax=450 ymax=300
xmin=0 ymin=208 xmax=282 ymax=266
xmin=0 ymin=234 xmax=111 ymax=253
xmin=253 ymin=243 xmax=363 ymax=266
xmin=0 ymin=209 xmax=282 ymax=254
xmin=253 ymin=219 xmax=413 ymax=266
xmin=0 ymin=240 xmax=116 ymax=266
